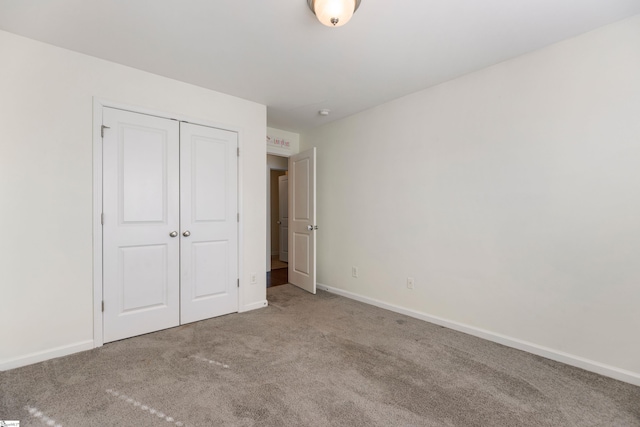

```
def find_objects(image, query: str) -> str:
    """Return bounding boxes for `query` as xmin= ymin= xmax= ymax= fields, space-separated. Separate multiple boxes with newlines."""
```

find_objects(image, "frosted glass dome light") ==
xmin=308 ymin=0 xmax=361 ymax=27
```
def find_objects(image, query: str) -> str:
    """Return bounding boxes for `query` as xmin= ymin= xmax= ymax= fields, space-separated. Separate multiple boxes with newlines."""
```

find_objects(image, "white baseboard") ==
xmin=0 ymin=340 xmax=94 ymax=372
xmin=240 ymin=300 xmax=269 ymax=313
xmin=316 ymin=283 xmax=640 ymax=387
xmin=2 ymin=300 xmax=270 ymax=370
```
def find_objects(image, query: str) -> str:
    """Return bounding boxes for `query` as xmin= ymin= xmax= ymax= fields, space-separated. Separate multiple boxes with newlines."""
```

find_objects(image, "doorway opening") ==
xmin=265 ymin=147 xmax=317 ymax=294
xmin=267 ymin=154 xmax=288 ymax=287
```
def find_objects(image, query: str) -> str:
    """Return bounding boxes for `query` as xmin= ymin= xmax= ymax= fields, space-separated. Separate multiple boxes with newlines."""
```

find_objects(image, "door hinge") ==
xmin=101 ymin=301 xmax=104 ymax=312
xmin=237 ymin=213 xmax=240 ymax=222
xmin=237 ymin=147 xmax=240 ymax=157
xmin=237 ymin=278 xmax=240 ymax=288
xmin=101 ymin=213 xmax=104 ymax=225
xmin=101 ymin=125 xmax=110 ymax=138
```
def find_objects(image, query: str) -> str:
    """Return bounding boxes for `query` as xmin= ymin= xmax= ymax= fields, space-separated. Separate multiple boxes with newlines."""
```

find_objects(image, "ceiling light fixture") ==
xmin=307 ymin=0 xmax=361 ymax=27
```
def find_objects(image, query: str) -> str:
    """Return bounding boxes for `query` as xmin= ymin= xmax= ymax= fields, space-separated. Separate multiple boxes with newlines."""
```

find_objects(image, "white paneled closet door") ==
xmin=102 ymin=108 xmax=238 ymax=343
xmin=102 ymin=108 xmax=181 ymax=343
xmin=180 ymin=123 xmax=238 ymax=324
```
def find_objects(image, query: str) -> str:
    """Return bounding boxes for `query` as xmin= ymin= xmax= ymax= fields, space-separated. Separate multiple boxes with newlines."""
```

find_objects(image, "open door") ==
xmin=288 ymin=148 xmax=316 ymax=294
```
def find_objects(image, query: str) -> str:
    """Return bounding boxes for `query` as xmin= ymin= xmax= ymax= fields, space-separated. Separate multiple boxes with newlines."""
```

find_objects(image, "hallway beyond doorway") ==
xmin=271 ymin=255 xmax=287 ymax=270
xmin=268 ymin=255 xmax=288 ymax=287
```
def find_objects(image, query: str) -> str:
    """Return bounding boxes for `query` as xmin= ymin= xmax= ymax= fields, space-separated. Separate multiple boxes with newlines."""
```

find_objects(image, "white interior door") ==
xmin=288 ymin=148 xmax=316 ymax=294
xmin=278 ymin=175 xmax=289 ymax=263
xmin=102 ymin=107 xmax=180 ymax=343
xmin=180 ymin=123 xmax=238 ymax=324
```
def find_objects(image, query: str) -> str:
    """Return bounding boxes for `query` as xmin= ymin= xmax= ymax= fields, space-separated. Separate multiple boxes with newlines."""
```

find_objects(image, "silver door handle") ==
xmin=169 ymin=231 xmax=178 ymax=237
xmin=183 ymin=230 xmax=191 ymax=237
xmin=307 ymin=225 xmax=313 ymax=231
xmin=277 ymin=221 xmax=281 ymax=225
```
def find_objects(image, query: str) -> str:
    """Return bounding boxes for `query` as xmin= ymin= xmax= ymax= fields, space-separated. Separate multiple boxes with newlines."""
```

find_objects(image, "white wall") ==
xmin=267 ymin=127 xmax=300 ymax=157
xmin=267 ymin=154 xmax=289 ymax=169
xmin=301 ymin=15 xmax=640 ymax=384
xmin=0 ymin=30 xmax=267 ymax=369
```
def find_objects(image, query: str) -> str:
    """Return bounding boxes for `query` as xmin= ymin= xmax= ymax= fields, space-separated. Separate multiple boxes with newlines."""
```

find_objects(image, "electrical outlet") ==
xmin=407 ymin=277 xmax=415 ymax=289
xmin=352 ymin=266 xmax=359 ymax=278
xmin=250 ymin=273 xmax=257 ymax=284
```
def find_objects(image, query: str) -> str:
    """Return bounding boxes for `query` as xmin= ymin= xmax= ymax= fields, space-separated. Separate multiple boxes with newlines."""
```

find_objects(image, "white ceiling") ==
xmin=1 ymin=0 xmax=639 ymax=132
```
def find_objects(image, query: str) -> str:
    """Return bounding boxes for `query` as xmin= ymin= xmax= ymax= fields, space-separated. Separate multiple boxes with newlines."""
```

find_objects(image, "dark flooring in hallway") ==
xmin=267 ymin=268 xmax=288 ymax=287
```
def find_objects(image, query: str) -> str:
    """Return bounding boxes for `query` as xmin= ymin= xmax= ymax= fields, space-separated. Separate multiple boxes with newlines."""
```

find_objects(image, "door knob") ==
xmin=169 ymin=231 xmax=178 ymax=237
xmin=277 ymin=221 xmax=281 ymax=225
xmin=307 ymin=225 xmax=313 ymax=231
xmin=183 ymin=230 xmax=191 ymax=237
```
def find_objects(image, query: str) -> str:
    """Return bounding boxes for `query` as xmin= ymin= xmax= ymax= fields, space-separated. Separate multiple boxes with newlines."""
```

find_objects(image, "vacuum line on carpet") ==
xmin=105 ymin=389 xmax=185 ymax=426
xmin=24 ymin=405 xmax=63 ymax=427
xmin=190 ymin=354 xmax=230 ymax=369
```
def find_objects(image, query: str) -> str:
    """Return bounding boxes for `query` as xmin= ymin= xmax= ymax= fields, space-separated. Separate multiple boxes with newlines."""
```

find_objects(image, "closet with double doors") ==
xmin=101 ymin=107 xmax=238 ymax=343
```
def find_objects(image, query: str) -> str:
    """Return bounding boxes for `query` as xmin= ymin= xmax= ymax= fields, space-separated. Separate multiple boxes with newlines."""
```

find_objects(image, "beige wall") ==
xmin=301 ymin=15 xmax=640 ymax=385
xmin=0 ymin=30 xmax=267 ymax=369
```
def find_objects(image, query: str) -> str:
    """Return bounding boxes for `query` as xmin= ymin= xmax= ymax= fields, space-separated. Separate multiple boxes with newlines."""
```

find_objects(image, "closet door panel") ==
xmin=180 ymin=123 xmax=239 ymax=324
xmin=102 ymin=107 xmax=180 ymax=343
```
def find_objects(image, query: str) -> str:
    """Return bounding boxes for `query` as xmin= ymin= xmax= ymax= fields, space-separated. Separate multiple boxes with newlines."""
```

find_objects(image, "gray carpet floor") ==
xmin=1 ymin=284 xmax=639 ymax=426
